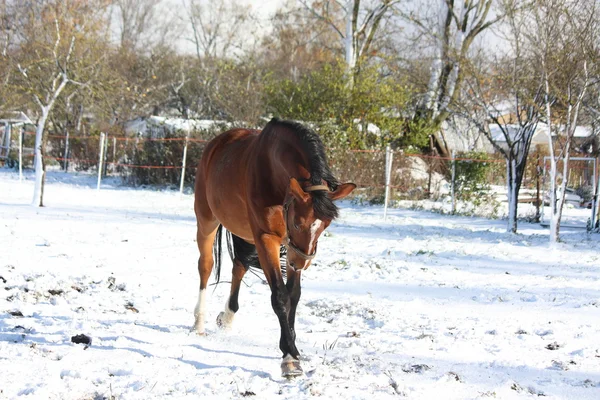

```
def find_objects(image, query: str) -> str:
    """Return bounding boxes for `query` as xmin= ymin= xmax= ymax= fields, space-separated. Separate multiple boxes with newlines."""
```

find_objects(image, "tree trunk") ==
xmin=32 ymin=107 xmax=50 ymax=207
xmin=552 ymin=146 xmax=573 ymax=243
xmin=344 ymin=1 xmax=355 ymax=73
xmin=506 ymin=151 xmax=529 ymax=234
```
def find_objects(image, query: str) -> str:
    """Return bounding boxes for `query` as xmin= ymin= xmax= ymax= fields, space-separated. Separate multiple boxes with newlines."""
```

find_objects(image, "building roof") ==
xmin=489 ymin=123 xmax=593 ymax=144
xmin=0 ymin=111 xmax=33 ymax=124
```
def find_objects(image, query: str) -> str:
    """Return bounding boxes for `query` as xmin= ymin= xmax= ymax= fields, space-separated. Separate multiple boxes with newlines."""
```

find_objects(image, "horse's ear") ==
xmin=289 ymin=178 xmax=310 ymax=203
xmin=328 ymin=183 xmax=357 ymax=201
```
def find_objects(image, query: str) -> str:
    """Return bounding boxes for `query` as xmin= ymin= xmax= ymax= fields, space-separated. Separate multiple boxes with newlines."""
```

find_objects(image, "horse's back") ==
xmin=200 ymin=128 xmax=256 ymax=167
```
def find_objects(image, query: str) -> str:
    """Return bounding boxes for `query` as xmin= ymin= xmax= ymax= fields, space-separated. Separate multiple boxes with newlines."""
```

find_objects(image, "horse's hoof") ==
xmin=191 ymin=323 xmax=206 ymax=336
xmin=216 ymin=312 xmax=225 ymax=328
xmin=216 ymin=310 xmax=234 ymax=329
xmin=281 ymin=355 xmax=303 ymax=378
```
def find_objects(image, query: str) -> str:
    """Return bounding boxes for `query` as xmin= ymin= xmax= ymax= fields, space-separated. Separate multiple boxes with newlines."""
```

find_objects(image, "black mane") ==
xmin=264 ymin=118 xmax=340 ymax=220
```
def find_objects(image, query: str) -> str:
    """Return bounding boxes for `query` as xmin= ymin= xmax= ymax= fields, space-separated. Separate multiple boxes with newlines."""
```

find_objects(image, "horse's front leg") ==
xmin=255 ymin=234 xmax=303 ymax=377
xmin=286 ymin=268 xmax=302 ymax=342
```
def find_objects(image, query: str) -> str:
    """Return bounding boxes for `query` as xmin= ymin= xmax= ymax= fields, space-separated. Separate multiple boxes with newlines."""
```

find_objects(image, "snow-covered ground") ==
xmin=1 ymin=170 xmax=599 ymax=400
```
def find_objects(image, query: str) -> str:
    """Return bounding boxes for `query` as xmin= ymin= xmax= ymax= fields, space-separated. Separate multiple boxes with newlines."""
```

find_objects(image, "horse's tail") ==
xmin=214 ymin=226 xmax=287 ymax=282
xmin=213 ymin=224 xmax=225 ymax=284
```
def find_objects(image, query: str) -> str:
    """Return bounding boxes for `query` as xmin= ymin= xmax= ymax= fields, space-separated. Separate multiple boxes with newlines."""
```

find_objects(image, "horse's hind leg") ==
xmin=192 ymin=179 xmax=219 ymax=335
xmin=216 ymin=259 xmax=247 ymax=329
xmin=193 ymin=222 xmax=218 ymax=335
xmin=216 ymin=234 xmax=255 ymax=329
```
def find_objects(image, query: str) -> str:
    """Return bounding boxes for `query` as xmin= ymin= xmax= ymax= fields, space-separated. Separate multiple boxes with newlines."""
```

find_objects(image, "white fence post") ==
xmin=384 ymin=145 xmax=393 ymax=220
xmin=179 ymin=135 xmax=189 ymax=195
xmin=590 ymin=158 xmax=598 ymax=230
xmin=97 ymin=132 xmax=105 ymax=190
xmin=18 ymin=126 xmax=23 ymax=183
xmin=103 ymin=134 xmax=109 ymax=177
xmin=592 ymin=158 xmax=600 ymax=230
xmin=451 ymin=150 xmax=456 ymax=215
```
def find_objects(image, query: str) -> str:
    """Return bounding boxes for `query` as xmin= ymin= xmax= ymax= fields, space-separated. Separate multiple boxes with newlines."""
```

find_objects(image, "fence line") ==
xmin=4 ymin=130 xmax=599 ymax=231
xmin=5 ymin=131 xmax=596 ymax=206
xmin=24 ymin=131 xmax=209 ymax=144
xmin=14 ymin=133 xmax=508 ymax=194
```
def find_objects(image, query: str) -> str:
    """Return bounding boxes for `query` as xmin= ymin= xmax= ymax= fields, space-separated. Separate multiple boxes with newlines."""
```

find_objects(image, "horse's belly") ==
xmin=208 ymin=194 xmax=254 ymax=242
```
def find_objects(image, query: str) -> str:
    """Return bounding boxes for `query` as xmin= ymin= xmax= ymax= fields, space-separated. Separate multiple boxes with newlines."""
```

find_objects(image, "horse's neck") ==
xmin=253 ymin=134 xmax=310 ymax=200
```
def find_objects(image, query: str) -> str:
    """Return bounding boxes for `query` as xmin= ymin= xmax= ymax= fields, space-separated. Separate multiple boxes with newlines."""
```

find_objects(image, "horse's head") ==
xmin=283 ymin=178 xmax=356 ymax=271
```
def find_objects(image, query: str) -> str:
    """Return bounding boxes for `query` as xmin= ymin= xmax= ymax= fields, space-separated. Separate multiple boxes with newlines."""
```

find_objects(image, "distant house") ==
xmin=441 ymin=115 xmax=495 ymax=154
xmin=488 ymin=123 xmax=594 ymax=153
xmin=0 ymin=112 xmax=34 ymax=161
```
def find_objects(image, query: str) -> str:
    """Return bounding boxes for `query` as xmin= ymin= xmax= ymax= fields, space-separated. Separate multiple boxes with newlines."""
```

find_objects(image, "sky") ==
xmin=164 ymin=0 xmax=508 ymax=58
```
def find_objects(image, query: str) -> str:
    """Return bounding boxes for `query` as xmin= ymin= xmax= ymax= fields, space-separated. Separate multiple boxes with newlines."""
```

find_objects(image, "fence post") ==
xmin=179 ymin=135 xmax=189 ymax=195
xmin=18 ymin=126 xmax=23 ymax=183
xmin=427 ymin=135 xmax=434 ymax=198
xmin=4 ymin=122 xmax=11 ymax=161
xmin=102 ymin=134 xmax=109 ymax=177
xmin=591 ymin=157 xmax=599 ymax=230
xmin=451 ymin=150 xmax=456 ymax=215
xmin=384 ymin=145 xmax=393 ymax=220
xmin=540 ymin=158 xmax=546 ymax=224
xmin=64 ymin=130 xmax=70 ymax=171
xmin=97 ymin=132 xmax=105 ymax=190
xmin=112 ymin=137 xmax=117 ymax=173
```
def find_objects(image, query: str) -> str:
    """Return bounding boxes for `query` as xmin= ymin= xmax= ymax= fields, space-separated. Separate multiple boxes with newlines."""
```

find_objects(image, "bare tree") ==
xmin=0 ymin=0 xmax=18 ymax=112
xmin=11 ymin=0 xmax=111 ymax=206
xmin=533 ymin=0 xmax=597 ymax=242
xmin=181 ymin=0 xmax=260 ymax=120
xmin=185 ymin=0 xmax=254 ymax=60
xmin=262 ymin=0 xmax=340 ymax=81
xmin=403 ymin=0 xmax=507 ymax=156
xmin=112 ymin=0 xmax=179 ymax=51
xmin=460 ymin=2 xmax=544 ymax=233
xmin=463 ymin=73 xmax=544 ymax=233
xmin=300 ymin=0 xmax=401 ymax=81
xmin=585 ymin=68 xmax=600 ymax=230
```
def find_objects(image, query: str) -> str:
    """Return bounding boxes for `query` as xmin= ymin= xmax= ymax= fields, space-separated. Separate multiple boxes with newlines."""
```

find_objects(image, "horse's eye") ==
xmin=293 ymin=222 xmax=300 ymax=230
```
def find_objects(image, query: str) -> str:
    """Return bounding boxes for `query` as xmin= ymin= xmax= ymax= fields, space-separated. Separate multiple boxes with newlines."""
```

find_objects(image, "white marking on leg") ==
xmin=193 ymin=288 xmax=206 ymax=334
xmin=216 ymin=297 xmax=236 ymax=329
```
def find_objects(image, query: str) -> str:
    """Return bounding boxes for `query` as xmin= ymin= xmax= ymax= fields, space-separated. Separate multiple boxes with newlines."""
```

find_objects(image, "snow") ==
xmin=1 ymin=169 xmax=599 ymax=399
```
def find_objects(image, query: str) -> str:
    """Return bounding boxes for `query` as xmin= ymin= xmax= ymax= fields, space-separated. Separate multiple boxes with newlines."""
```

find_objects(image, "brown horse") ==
xmin=192 ymin=118 xmax=355 ymax=377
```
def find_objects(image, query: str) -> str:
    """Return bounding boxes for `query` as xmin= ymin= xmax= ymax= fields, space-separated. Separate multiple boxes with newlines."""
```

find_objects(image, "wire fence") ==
xmin=3 ymin=130 xmax=597 ymax=212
